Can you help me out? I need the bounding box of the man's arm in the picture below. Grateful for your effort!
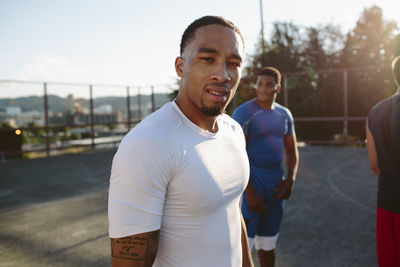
[275,133,299,200]
[111,230,160,267]
[240,212,254,267]
[245,182,267,214]
[243,134,268,214]
[366,120,380,176]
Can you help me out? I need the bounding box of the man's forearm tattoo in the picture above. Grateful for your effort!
[111,230,160,265]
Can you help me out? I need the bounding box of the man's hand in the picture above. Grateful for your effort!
[275,178,294,200]
[279,133,298,200]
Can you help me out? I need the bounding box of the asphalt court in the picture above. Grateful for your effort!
[0,146,378,267]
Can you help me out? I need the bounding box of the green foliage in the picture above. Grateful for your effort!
[237,5,399,142]
[0,122,13,129]
[107,124,116,130]
[70,133,81,140]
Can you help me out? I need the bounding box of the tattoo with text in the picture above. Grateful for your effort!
[111,230,160,266]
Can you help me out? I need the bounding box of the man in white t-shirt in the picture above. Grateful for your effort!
[108,16,254,266]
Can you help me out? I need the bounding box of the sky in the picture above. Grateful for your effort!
[0,0,399,98]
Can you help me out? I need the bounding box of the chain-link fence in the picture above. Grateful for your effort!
[0,80,175,159]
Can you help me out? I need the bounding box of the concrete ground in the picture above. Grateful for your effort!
[274,146,377,267]
[0,146,378,267]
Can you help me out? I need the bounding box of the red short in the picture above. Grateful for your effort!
[377,207,400,267]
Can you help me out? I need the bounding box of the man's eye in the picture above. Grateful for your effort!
[229,62,241,68]
[201,57,214,63]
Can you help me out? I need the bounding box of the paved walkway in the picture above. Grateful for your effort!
[0,146,378,266]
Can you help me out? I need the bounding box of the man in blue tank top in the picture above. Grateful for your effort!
[366,56,400,267]
[233,67,299,267]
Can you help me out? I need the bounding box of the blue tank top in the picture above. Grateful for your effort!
[232,99,294,169]
[368,94,400,213]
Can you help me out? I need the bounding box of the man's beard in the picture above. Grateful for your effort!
[200,98,227,117]
[199,82,233,117]
[201,106,225,117]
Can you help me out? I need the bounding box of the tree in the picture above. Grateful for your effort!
[231,22,303,113]
[233,5,399,142]
[339,5,399,139]
[234,22,345,140]
[341,5,397,68]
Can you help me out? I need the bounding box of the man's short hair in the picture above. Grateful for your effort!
[258,67,282,86]
[392,56,400,87]
[180,15,244,56]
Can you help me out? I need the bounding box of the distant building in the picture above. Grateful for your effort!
[6,107,22,116]
[74,99,88,114]
[15,111,44,127]
[0,110,44,128]
[49,111,122,126]
[49,111,73,126]
[94,104,112,114]
[65,94,75,114]
[74,111,121,125]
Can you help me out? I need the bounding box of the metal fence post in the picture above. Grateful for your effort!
[89,85,95,150]
[343,71,349,144]
[126,86,131,130]
[283,73,288,107]
[43,83,50,157]
[138,87,142,121]
[151,86,155,112]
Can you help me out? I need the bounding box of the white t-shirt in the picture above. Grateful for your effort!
[108,101,250,266]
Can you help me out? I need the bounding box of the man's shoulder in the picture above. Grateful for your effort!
[274,102,293,118]
[232,99,256,119]
[220,113,244,133]
[122,102,178,145]
[274,102,290,112]
[217,114,246,148]
[369,95,396,118]
[235,99,255,112]
[372,96,391,109]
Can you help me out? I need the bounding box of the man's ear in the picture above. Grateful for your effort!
[275,85,282,94]
[175,57,184,77]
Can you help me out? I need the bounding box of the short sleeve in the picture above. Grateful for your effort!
[108,132,173,238]
[232,107,250,135]
[285,109,295,136]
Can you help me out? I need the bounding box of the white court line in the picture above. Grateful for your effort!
[327,161,377,186]
[326,162,375,213]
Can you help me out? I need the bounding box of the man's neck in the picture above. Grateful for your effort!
[174,98,219,133]
[255,99,274,110]
[196,114,219,133]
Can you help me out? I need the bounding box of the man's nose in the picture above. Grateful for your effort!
[263,85,276,91]
[212,63,230,82]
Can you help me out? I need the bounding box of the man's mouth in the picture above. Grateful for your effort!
[206,87,229,101]
[204,83,231,103]
[209,90,226,96]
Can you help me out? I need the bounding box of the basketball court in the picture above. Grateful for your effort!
[0,146,378,266]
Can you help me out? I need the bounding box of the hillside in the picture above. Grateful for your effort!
[0,93,171,113]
